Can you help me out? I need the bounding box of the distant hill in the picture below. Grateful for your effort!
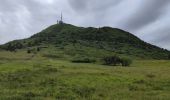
[1,23,170,59]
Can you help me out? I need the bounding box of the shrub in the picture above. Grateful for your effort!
[27,48,38,54]
[6,43,16,52]
[120,57,132,66]
[27,49,31,53]
[37,47,41,52]
[71,56,96,63]
[103,55,121,66]
[103,55,132,66]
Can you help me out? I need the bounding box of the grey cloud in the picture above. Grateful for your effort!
[149,28,170,45]
[68,0,122,13]
[0,0,62,43]
[0,0,170,50]
[122,0,170,31]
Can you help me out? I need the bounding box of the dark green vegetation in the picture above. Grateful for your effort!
[0,23,170,99]
[71,56,96,63]
[103,55,132,66]
[1,23,170,60]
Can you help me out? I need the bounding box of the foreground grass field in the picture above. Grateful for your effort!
[0,51,170,100]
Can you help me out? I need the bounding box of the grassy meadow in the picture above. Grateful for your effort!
[0,50,170,100]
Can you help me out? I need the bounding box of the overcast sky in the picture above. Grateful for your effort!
[0,0,170,49]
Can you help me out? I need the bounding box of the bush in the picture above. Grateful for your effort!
[103,55,132,66]
[71,56,96,63]
[27,48,38,54]
[37,47,41,52]
[27,49,31,53]
[5,42,23,52]
[103,55,121,66]
[120,57,132,66]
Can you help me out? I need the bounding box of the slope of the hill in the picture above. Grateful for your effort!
[1,23,170,59]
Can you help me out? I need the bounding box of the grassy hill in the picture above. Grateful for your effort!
[0,23,170,60]
[0,23,170,99]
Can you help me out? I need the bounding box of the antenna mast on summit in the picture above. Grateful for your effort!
[61,12,63,22]
[58,12,63,24]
